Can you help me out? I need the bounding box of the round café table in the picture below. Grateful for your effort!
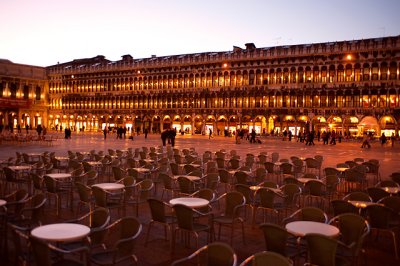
[8,165,32,171]
[46,173,72,179]
[88,161,102,166]
[250,186,281,194]
[169,197,209,208]
[183,175,202,181]
[132,167,151,173]
[335,167,349,172]
[31,223,90,242]
[347,200,377,208]
[297,178,323,184]
[55,156,69,161]
[380,187,400,195]
[92,183,124,191]
[285,221,339,237]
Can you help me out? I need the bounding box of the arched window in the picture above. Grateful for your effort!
[371,63,379,80]
[337,65,344,82]
[345,64,353,82]
[380,62,388,80]
[389,62,397,80]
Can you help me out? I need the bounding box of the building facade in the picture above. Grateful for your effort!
[0,59,47,132]
[2,36,400,138]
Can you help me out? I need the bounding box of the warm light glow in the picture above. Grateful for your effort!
[346,54,352,60]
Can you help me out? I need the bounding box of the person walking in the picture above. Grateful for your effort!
[330,130,336,145]
[338,131,343,143]
[161,129,168,147]
[144,128,148,139]
[103,128,107,139]
[391,133,396,147]
[309,130,315,145]
[209,128,213,139]
[250,129,256,143]
[170,128,176,147]
[361,132,371,148]
[36,124,43,137]
[380,132,387,146]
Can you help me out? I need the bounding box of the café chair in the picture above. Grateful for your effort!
[171,204,214,253]
[30,235,89,266]
[282,207,328,224]
[4,189,29,221]
[240,251,293,266]
[8,193,47,230]
[254,188,284,225]
[61,207,110,253]
[75,182,92,214]
[366,187,390,202]
[43,175,71,216]
[92,186,124,219]
[330,200,358,216]
[365,204,399,260]
[145,198,176,246]
[90,216,142,265]
[329,213,370,265]
[304,233,350,266]
[259,223,304,262]
[171,242,237,266]
[213,191,246,245]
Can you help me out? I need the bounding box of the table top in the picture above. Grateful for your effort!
[8,165,32,171]
[55,156,69,160]
[133,167,151,173]
[184,175,201,181]
[92,183,125,190]
[285,221,339,237]
[335,167,349,172]
[28,153,42,156]
[297,178,323,184]
[250,186,281,193]
[88,161,102,166]
[380,187,400,194]
[169,197,209,208]
[0,199,6,207]
[229,170,252,176]
[348,200,378,208]
[31,223,90,242]
[46,173,72,179]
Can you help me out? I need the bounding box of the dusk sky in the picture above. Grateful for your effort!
[1,0,399,67]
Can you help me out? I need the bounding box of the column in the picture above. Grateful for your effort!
[191,112,195,135]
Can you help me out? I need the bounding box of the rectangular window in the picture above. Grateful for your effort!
[23,85,29,99]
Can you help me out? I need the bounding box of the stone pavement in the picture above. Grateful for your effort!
[1,131,399,265]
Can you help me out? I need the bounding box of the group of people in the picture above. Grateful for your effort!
[161,128,177,147]
[233,129,262,144]
[64,127,72,139]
